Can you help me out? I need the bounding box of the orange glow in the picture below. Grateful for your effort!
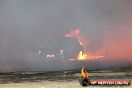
[65,28,89,50]
[65,28,104,61]
[65,28,80,37]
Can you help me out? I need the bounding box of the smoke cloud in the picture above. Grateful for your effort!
[0,0,132,71]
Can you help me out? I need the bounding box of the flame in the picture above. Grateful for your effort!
[65,28,104,61]
[77,51,88,60]
[77,50,104,60]
[81,67,88,78]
